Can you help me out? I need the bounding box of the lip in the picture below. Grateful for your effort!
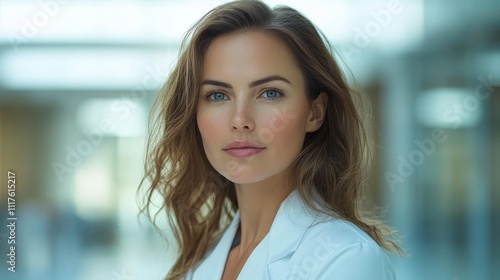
[223,141,266,158]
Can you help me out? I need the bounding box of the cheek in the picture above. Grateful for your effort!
[258,104,309,148]
[197,110,212,142]
[196,107,226,151]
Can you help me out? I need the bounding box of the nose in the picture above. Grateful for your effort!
[231,100,255,131]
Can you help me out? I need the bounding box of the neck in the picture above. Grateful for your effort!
[234,174,293,253]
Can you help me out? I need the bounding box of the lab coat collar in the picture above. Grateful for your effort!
[266,190,324,264]
[189,190,324,279]
[190,210,241,280]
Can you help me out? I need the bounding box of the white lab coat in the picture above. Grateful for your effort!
[185,191,396,279]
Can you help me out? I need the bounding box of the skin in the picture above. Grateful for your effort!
[196,31,327,280]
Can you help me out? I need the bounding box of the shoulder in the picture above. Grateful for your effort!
[287,218,396,279]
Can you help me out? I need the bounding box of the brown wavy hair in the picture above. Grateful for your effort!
[139,1,401,279]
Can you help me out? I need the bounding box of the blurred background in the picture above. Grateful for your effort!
[0,0,498,279]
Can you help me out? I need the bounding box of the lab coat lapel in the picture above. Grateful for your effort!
[238,191,316,280]
[237,191,321,279]
[266,191,319,264]
[189,191,322,280]
[189,212,240,280]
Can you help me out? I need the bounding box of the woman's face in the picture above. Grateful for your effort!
[197,31,324,185]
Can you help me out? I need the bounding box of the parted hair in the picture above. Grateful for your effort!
[139,1,401,279]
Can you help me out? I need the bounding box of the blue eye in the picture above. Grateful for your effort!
[206,92,228,101]
[261,89,283,100]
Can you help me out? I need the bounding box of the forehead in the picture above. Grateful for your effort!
[202,31,303,85]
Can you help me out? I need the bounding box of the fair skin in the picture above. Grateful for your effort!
[196,31,327,280]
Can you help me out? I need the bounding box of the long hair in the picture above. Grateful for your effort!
[139,1,401,279]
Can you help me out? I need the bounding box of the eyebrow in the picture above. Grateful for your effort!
[200,75,291,89]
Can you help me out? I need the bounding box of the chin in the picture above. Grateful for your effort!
[218,166,266,185]
[222,173,263,185]
[221,166,286,186]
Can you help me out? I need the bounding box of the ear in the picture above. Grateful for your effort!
[306,92,328,132]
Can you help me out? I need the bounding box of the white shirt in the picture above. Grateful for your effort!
[185,191,396,280]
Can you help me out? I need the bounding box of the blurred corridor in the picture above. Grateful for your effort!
[0,0,499,279]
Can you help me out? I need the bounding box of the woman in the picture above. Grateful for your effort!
[140,1,401,279]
